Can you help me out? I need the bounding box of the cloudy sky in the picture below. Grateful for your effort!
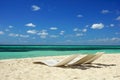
[0,0,120,45]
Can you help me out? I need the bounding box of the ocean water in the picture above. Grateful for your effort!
[0,45,120,60]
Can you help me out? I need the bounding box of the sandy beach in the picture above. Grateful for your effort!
[0,54,120,80]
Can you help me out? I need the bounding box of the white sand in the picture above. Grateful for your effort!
[0,54,120,80]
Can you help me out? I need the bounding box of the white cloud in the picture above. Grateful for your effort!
[8,25,13,28]
[25,23,36,27]
[5,25,13,32]
[66,40,72,42]
[116,16,120,21]
[9,33,19,37]
[5,29,9,32]
[91,23,104,29]
[60,31,65,35]
[19,40,28,43]
[88,38,108,42]
[73,28,79,31]
[27,30,37,34]
[111,37,120,41]
[32,37,36,39]
[9,33,29,38]
[50,27,58,30]
[110,24,114,27]
[0,31,4,35]
[115,32,120,35]
[101,10,109,14]
[38,30,48,38]
[77,14,83,18]
[76,33,83,37]
[50,35,59,38]
[82,29,87,32]
[64,34,74,38]
[116,10,120,15]
[89,37,120,42]
[85,25,89,28]
[19,35,29,38]
[32,5,40,11]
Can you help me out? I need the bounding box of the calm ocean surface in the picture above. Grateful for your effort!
[0,45,120,60]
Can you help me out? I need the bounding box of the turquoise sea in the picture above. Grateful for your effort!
[0,45,120,60]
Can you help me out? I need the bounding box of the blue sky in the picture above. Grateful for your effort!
[0,0,120,45]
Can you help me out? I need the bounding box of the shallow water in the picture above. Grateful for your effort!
[0,45,120,59]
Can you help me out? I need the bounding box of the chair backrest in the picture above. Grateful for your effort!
[84,52,104,64]
[67,52,104,66]
[54,54,79,67]
[68,54,96,66]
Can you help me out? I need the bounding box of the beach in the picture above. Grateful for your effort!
[0,54,120,80]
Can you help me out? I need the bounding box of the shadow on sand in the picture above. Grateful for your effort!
[33,62,116,70]
[61,63,116,70]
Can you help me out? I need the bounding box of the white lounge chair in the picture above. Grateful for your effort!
[84,52,104,64]
[39,54,79,67]
[67,52,104,66]
[39,52,104,67]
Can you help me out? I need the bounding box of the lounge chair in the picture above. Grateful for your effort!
[67,52,104,66]
[84,52,104,64]
[39,54,79,67]
[38,52,104,67]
